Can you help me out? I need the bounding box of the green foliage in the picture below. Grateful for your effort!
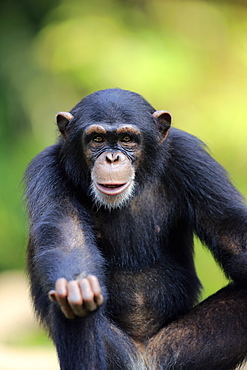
[1,0,247,299]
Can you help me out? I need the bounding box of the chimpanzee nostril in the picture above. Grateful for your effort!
[105,153,120,163]
[113,154,120,162]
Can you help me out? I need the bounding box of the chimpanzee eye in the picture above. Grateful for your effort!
[120,135,132,143]
[92,135,104,143]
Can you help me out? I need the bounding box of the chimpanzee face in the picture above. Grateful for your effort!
[83,123,142,209]
[56,90,171,210]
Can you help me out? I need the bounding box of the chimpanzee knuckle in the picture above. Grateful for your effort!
[83,290,94,302]
[55,278,68,297]
[87,274,99,284]
[68,296,83,306]
[87,275,102,295]
[87,274,97,280]
[67,280,83,304]
[94,287,102,297]
[78,278,94,301]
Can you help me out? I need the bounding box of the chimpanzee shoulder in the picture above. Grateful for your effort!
[165,128,241,198]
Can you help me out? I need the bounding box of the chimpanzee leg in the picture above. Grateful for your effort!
[49,308,137,370]
[146,283,247,370]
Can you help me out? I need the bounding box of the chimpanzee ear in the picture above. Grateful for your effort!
[56,112,74,138]
[153,110,172,143]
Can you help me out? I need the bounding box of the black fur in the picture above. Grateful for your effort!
[24,89,247,369]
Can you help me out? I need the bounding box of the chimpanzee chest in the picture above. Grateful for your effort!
[92,189,198,342]
[93,184,169,268]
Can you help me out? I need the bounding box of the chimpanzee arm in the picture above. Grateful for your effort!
[25,145,106,321]
[168,128,247,283]
[25,144,139,370]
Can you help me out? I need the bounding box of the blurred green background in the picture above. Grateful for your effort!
[0,0,247,365]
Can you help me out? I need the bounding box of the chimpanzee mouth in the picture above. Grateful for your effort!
[95,181,132,196]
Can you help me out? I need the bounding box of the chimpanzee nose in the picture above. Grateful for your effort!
[105,152,120,164]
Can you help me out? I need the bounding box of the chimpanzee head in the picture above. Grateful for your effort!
[56,89,171,209]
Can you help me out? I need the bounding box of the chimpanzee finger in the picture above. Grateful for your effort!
[87,275,104,307]
[95,293,104,306]
[55,278,68,297]
[55,278,76,319]
[67,280,87,317]
[79,278,97,312]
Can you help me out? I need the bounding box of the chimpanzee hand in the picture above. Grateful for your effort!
[48,275,104,319]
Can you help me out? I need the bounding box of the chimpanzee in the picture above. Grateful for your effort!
[24,88,247,370]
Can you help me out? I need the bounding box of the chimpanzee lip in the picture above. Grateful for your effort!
[95,181,132,195]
